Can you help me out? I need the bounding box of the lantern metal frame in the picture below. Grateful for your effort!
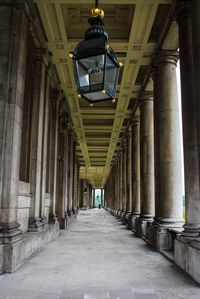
[72,1,120,103]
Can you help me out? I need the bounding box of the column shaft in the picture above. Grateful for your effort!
[131,116,140,215]
[140,94,154,219]
[126,129,132,212]
[136,93,154,237]
[154,52,183,224]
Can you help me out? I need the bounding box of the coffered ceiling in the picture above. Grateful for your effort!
[34,0,173,188]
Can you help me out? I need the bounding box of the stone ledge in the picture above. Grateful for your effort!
[1,222,60,273]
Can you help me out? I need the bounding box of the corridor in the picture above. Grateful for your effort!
[0,209,199,299]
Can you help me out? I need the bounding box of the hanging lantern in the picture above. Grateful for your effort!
[72,1,120,103]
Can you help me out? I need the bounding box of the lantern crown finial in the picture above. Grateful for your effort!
[90,7,104,18]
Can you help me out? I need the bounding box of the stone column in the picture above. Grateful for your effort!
[0,2,27,244]
[118,150,123,217]
[124,128,132,224]
[101,188,103,207]
[149,51,183,251]
[49,90,59,223]
[176,0,200,239]
[116,157,120,215]
[121,142,127,221]
[28,49,46,232]
[136,92,154,238]
[173,1,200,283]
[40,74,51,228]
[190,1,200,236]
[92,189,95,207]
[56,109,69,229]
[67,126,73,214]
[73,157,78,212]
[129,115,140,230]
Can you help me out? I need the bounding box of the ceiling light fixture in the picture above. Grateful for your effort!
[72,0,120,103]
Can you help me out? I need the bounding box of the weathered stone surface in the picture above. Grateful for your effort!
[3,222,59,273]
[0,209,199,298]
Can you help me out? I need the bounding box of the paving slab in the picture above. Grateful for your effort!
[0,209,199,299]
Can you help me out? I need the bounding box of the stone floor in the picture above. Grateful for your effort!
[0,209,200,299]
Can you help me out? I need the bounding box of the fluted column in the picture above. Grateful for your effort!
[150,51,183,250]
[136,92,154,237]
[129,115,140,230]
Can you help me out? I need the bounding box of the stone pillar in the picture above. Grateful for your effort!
[116,157,120,215]
[40,74,51,228]
[92,189,95,207]
[68,126,73,213]
[28,49,46,232]
[149,51,183,251]
[118,150,123,217]
[124,128,132,224]
[49,90,59,223]
[121,142,127,221]
[136,92,154,238]
[73,157,78,213]
[101,188,103,207]
[129,115,140,230]
[176,0,200,239]
[174,1,200,283]
[0,2,27,245]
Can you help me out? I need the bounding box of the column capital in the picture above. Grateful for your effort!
[35,48,47,62]
[126,126,132,137]
[140,91,154,105]
[131,115,140,125]
[154,50,179,68]
[51,88,60,101]
[176,0,190,23]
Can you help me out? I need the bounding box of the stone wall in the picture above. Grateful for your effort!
[0,0,80,274]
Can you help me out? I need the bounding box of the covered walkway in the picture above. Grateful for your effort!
[0,209,199,299]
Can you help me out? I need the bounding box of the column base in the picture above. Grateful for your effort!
[49,214,58,224]
[148,221,183,251]
[175,236,200,284]
[59,217,67,229]
[135,216,153,238]
[117,209,123,219]
[120,210,126,221]
[123,211,132,226]
[28,217,43,232]
[0,222,23,244]
[0,222,60,273]
[181,223,200,239]
[116,209,121,218]
[41,216,48,229]
[127,213,139,231]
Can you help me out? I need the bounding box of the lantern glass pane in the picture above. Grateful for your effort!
[77,62,89,87]
[80,54,105,86]
[105,55,117,91]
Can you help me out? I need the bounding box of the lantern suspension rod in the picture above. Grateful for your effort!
[95,0,99,8]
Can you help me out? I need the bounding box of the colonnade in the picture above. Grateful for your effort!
[105,0,200,284]
[0,1,82,273]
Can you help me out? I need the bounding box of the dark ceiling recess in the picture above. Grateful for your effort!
[148,4,171,43]
[135,65,149,85]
